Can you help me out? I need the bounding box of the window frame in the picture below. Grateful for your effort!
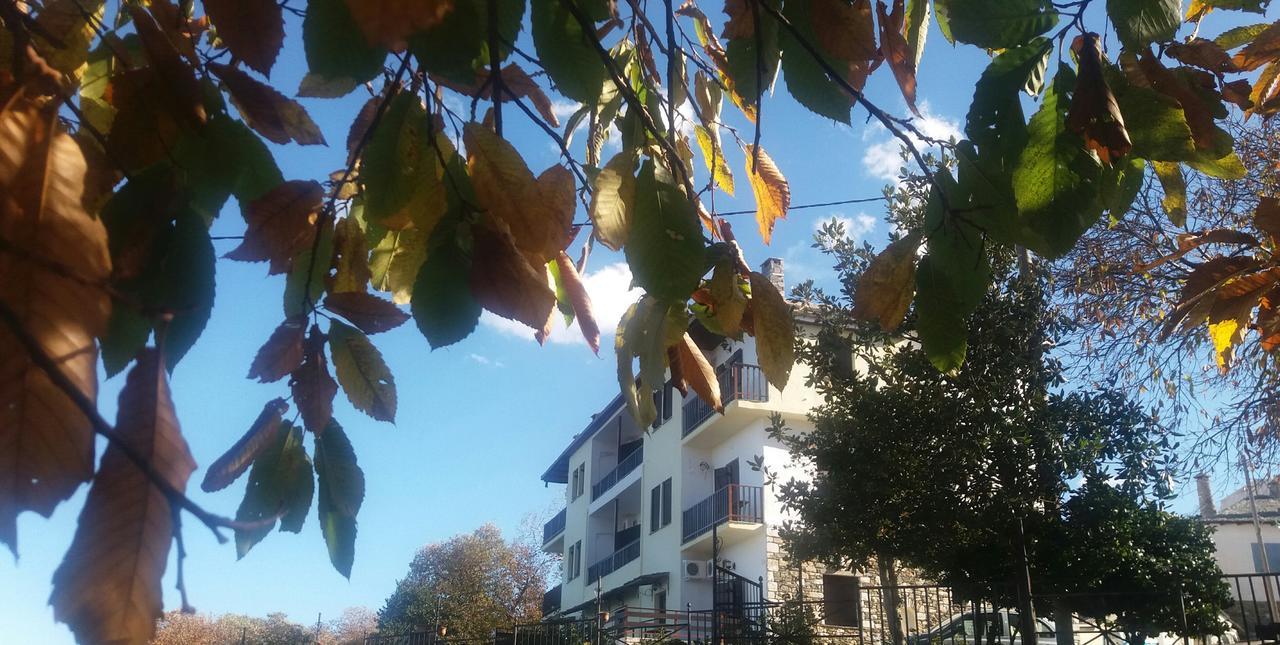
[821,574,860,627]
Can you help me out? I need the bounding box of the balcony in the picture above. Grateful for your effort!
[586,538,641,584]
[682,363,768,437]
[681,484,764,543]
[542,508,566,546]
[542,584,561,616]
[591,446,643,501]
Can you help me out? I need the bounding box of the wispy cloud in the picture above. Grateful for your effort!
[861,101,960,184]
[467,353,506,368]
[480,261,642,347]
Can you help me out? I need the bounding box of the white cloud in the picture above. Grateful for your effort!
[467,353,505,368]
[861,101,961,184]
[480,261,642,347]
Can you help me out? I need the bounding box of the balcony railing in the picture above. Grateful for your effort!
[591,446,643,500]
[542,507,566,544]
[682,363,769,437]
[681,484,764,543]
[586,539,641,583]
[542,584,561,616]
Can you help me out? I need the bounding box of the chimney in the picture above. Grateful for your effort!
[760,258,784,293]
[1195,474,1216,517]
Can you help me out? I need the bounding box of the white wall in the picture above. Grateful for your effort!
[1211,520,1280,575]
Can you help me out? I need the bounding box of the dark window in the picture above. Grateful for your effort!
[822,575,860,627]
[569,541,581,580]
[571,464,586,500]
[661,479,672,527]
[1253,542,1280,573]
[651,485,661,532]
[654,590,667,623]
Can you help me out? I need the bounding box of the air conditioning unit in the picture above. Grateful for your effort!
[682,559,712,580]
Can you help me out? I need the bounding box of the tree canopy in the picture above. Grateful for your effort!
[0,0,1275,642]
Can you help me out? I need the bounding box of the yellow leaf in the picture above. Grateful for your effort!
[1151,161,1187,227]
[589,150,637,251]
[332,215,372,293]
[50,349,196,645]
[677,333,723,413]
[852,231,922,331]
[369,226,428,305]
[1209,317,1242,372]
[743,145,791,244]
[0,99,112,554]
[33,0,104,77]
[694,125,735,196]
[748,271,794,389]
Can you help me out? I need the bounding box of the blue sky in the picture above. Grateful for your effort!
[1,5,1266,642]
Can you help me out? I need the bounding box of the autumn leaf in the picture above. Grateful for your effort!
[247,318,306,383]
[0,100,111,554]
[589,150,637,251]
[852,231,923,331]
[226,180,323,274]
[345,0,455,50]
[1135,52,1219,152]
[676,333,722,413]
[470,217,557,332]
[878,0,920,116]
[616,297,663,427]
[1166,38,1239,75]
[292,325,339,434]
[744,144,791,244]
[555,251,601,353]
[705,260,749,337]
[1233,20,1280,71]
[1255,197,1280,244]
[314,419,365,578]
[332,215,373,293]
[1151,161,1187,227]
[814,0,878,62]
[211,63,326,146]
[49,348,196,645]
[202,398,290,492]
[324,292,410,334]
[694,125,735,196]
[748,271,794,390]
[361,92,446,232]
[329,321,397,423]
[369,225,430,305]
[203,0,285,76]
[235,422,315,557]
[1067,34,1131,166]
[127,6,206,128]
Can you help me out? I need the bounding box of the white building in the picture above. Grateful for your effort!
[1197,473,1280,577]
[537,260,851,624]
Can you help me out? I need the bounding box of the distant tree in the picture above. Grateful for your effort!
[152,610,313,644]
[377,523,551,639]
[326,606,379,644]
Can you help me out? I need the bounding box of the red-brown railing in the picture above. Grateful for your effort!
[682,363,768,437]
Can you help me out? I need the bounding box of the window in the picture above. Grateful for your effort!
[651,383,674,429]
[650,478,673,532]
[1253,542,1280,573]
[654,590,667,623]
[567,541,582,580]
[570,463,585,501]
[822,575,860,627]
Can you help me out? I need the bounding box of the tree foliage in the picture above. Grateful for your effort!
[0,0,1273,641]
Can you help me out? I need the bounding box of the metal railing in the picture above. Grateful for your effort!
[586,538,640,583]
[681,484,764,543]
[1224,572,1280,641]
[541,584,561,617]
[682,363,769,437]
[590,446,642,501]
[542,508,566,545]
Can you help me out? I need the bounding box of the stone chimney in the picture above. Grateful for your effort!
[760,258,784,293]
[1195,473,1216,517]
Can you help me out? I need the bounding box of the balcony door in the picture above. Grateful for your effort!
[714,459,739,490]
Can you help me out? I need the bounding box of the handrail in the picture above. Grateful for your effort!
[591,445,643,500]
[682,363,769,437]
[541,584,561,615]
[542,507,566,544]
[681,484,764,543]
[586,538,641,583]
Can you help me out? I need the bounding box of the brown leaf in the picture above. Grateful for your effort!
[1248,62,1280,117]
[743,144,791,244]
[344,0,454,50]
[0,99,111,554]
[852,231,922,331]
[722,0,755,39]
[225,180,323,274]
[323,292,410,334]
[1136,52,1217,152]
[1159,255,1260,339]
[1233,20,1280,72]
[1067,34,1131,166]
[1167,38,1239,75]
[813,0,877,62]
[676,3,756,121]
[748,271,794,390]
[104,68,189,171]
[1255,197,1280,243]
[332,215,373,293]
[204,0,284,76]
[211,63,326,146]
[248,317,306,382]
[465,123,575,265]
[1133,228,1262,272]
[1222,78,1254,109]
[877,0,919,116]
[677,333,723,413]
[146,0,203,65]
[50,348,196,645]
[200,398,289,492]
[292,325,338,434]
[436,65,562,128]
[555,251,601,354]
[470,218,556,331]
[347,94,382,165]
[127,5,206,128]
[1254,287,1280,351]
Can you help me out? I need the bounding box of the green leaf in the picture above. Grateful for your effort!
[361,92,446,233]
[101,306,151,377]
[940,0,1058,50]
[1188,150,1247,180]
[547,256,575,326]
[234,423,314,558]
[904,0,931,67]
[1011,64,1104,258]
[616,299,658,427]
[914,177,990,374]
[1200,0,1268,12]
[303,0,386,96]
[1214,23,1272,50]
[411,0,525,85]
[531,0,609,103]
[1099,155,1146,220]
[1107,0,1180,51]
[155,211,216,371]
[315,419,365,579]
[328,320,397,423]
[934,0,955,43]
[284,223,334,318]
[1112,77,1197,161]
[369,226,430,305]
[625,160,705,302]
[588,150,637,251]
[171,114,282,224]
[965,39,1051,178]
[725,4,782,108]
[411,232,481,349]
[779,0,852,123]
